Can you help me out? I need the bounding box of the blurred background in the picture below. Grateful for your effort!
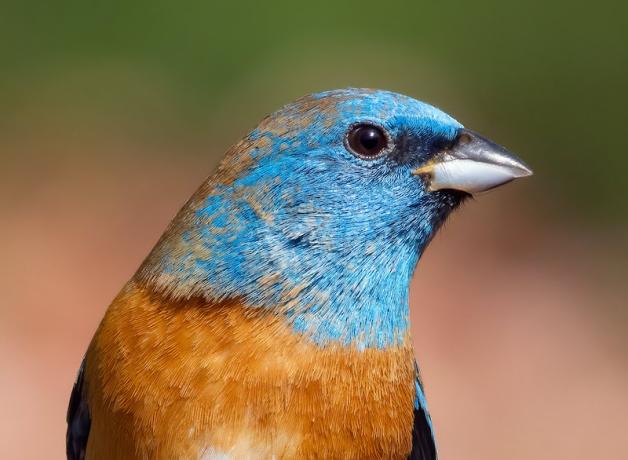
[1,1,627,458]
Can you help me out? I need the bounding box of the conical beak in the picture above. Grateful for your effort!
[412,129,533,194]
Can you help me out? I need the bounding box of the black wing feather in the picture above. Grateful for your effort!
[66,360,91,460]
[408,366,437,460]
[408,404,437,460]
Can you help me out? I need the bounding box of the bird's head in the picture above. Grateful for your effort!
[138,88,532,348]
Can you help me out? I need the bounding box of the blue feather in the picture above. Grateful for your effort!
[139,88,464,349]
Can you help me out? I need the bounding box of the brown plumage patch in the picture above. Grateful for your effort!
[134,91,354,301]
[214,91,350,188]
[84,282,416,459]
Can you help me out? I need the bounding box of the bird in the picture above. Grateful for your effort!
[67,88,532,460]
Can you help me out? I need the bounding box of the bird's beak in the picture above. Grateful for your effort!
[412,129,533,194]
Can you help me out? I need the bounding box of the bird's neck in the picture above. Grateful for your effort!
[137,184,430,350]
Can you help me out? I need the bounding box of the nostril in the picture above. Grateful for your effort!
[457,132,473,145]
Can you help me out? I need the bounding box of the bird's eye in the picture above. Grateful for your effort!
[345,123,390,159]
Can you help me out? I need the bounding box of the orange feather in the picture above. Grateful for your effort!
[83,282,416,459]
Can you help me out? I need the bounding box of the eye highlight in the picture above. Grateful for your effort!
[345,123,390,159]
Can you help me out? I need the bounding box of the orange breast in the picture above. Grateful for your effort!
[84,282,416,459]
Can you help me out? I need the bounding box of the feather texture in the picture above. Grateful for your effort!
[82,282,417,459]
[64,88,520,459]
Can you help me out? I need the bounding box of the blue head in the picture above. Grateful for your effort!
[138,88,531,349]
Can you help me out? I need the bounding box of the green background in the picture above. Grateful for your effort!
[2,0,627,221]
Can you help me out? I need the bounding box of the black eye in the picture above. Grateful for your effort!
[345,123,390,158]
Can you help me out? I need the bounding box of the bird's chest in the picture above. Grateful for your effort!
[195,345,418,460]
[86,289,417,459]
